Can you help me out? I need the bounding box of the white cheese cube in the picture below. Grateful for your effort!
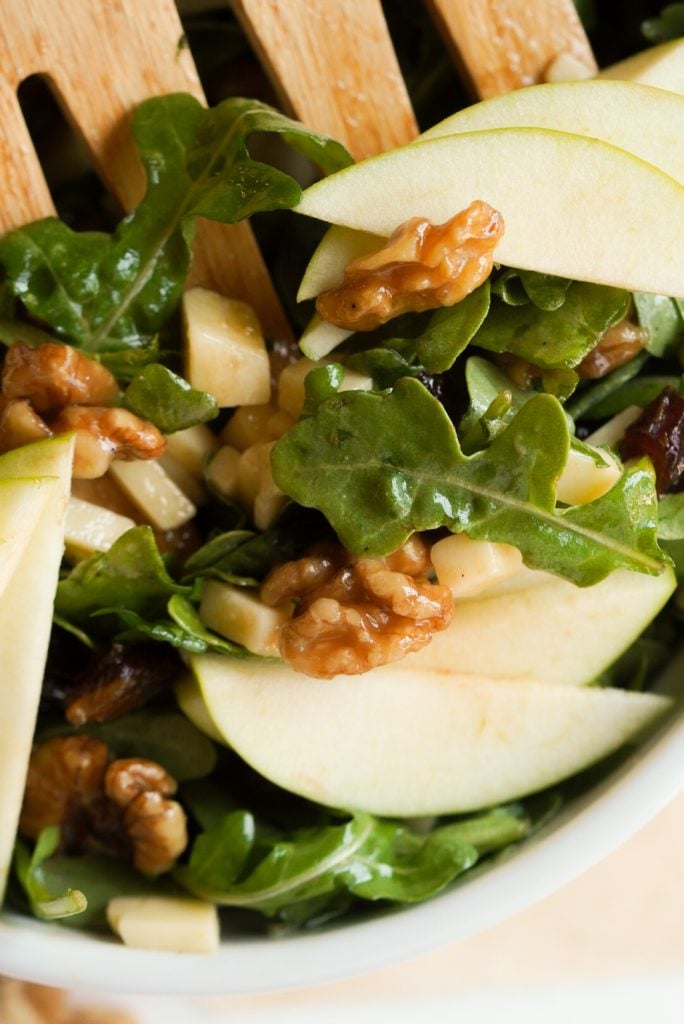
[556,446,621,505]
[109,460,196,531]
[107,896,219,954]
[431,533,524,600]
[221,403,295,451]
[64,496,135,561]
[585,406,642,448]
[158,453,208,506]
[183,287,270,408]
[200,580,292,657]
[206,444,242,500]
[164,424,219,478]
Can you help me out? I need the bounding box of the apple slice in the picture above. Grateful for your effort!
[420,80,684,185]
[405,567,676,686]
[0,477,57,599]
[599,39,684,94]
[0,435,74,900]
[178,654,671,816]
[295,128,684,300]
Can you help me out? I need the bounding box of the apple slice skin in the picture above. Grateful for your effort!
[0,435,74,899]
[181,655,671,817]
[405,568,676,686]
[420,81,684,185]
[295,128,684,300]
[598,39,684,95]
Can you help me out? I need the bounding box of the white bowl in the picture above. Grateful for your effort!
[0,654,682,996]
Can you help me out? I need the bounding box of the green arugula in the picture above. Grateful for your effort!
[13,828,86,921]
[272,378,667,584]
[0,95,351,355]
[472,282,630,369]
[634,292,684,357]
[55,526,191,627]
[177,807,530,920]
[122,364,218,432]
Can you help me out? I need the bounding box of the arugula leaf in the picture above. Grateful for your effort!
[182,523,314,584]
[413,282,490,372]
[177,806,531,918]
[492,269,571,310]
[42,710,218,781]
[301,363,344,417]
[13,828,87,921]
[55,526,191,626]
[657,492,684,579]
[347,347,421,389]
[109,600,246,657]
[0,95,351,354]
[634,292,684,357]
[122,364,218,432]
[642,3,684,41]
[272,378,667,583]
[472,282,629,369]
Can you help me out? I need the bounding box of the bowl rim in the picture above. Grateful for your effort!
[1,662,682,996]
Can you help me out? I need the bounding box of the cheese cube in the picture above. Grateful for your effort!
[183,287,270,408]
[431,533,524,600]
[556,446,621,505]
[109,460,196,531]
[64,496,135,561]
[107,896,219,954]
[200,581,292,657]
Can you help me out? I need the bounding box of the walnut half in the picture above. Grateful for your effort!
[316,201,504,331]
[20,738,187,876]
[261,536,453,678]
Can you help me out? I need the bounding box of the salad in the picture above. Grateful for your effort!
[0,1,683,954]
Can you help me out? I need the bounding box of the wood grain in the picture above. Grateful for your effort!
[425,0,596,98]
[233,0,418,160]
[0,0,291,340]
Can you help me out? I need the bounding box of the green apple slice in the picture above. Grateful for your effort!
[295,128,684,300]
[179,655,672,816]
[0,478,58,599]
[0,435,74,899]
[420,80,684,184]
[404,567,676,686]
[599,39,684,94]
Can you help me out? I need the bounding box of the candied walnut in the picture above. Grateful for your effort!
[578,317,648,379]
[2,341,119,414]
[621,385,684,494]
[264,538,452,679]
[51,405,166,478]
[65,643,180,725]
[104,758,177,807]
[20,738,187,874]
[316,201,504,331]
[0,397,52,451]
[122,790,188,875]
[260,542,344,607]
[19,736,109,850]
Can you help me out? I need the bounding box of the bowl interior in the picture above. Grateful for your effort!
[1,655,682,996]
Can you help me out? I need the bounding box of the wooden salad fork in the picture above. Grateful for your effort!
[0,0,594,336]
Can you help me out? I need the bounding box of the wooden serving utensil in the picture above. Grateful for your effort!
[0,0,290,341]
[0,0,595,341]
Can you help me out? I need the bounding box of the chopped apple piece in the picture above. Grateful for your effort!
[431,533,524,599]
[556,445,621,505]
[599,39,684,94]
[109,460,196,531]
[181,654,671,816]
[64,495,135,561]
[0,435,74,899]
[183,287,270,408]
[420,80,684,185]
[199,581,292,657]
[164,424,219,478]
[107,896,219,953]
[296,128,684,299]
[298,314,353,361]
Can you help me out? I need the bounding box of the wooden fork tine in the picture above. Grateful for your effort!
[0,0,291,341]
[232,0,418,160]
[424,0,596,99]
